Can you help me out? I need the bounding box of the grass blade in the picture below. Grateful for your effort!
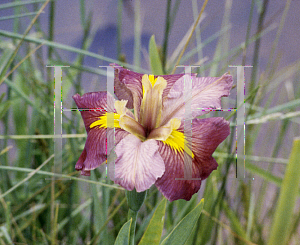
[149,35,164,75]
[267,138,300,245]
[160,199,204,245]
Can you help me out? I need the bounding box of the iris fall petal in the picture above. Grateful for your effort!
[111,134,165,192]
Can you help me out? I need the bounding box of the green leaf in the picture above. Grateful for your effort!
[90,171,103,237]
[115,218,132,245]
[267,138,300,245]
[160,198,204,245]
[0,100,11,120]
[222,199,247,239]
[149,35,164,75]
[138,198,167,245]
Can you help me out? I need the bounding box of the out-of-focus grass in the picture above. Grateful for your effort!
[0,0,299,244]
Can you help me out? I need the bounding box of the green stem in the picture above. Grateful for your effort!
[126,189,147,245]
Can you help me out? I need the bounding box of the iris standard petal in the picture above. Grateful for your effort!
[113,65,189,124]
[111,134,165,192]
[161,73,233,125]
[113,66,143,120]
[161,73,192,103]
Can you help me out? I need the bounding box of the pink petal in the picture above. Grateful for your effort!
[160,73,186,102]
[110,134,165,192]
[161,73,233,125]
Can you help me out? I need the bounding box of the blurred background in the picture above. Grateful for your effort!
[0,0,299,244]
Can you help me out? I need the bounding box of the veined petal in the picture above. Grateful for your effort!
[111,134,165,192]
[191,117,230,178]
[76,127,107,171]
[75,128,130,174]
[113,65,143,121]
[155,142,201,201]
[72,92,115,132]
[161,73,192,103]
[73,91,130,175]
[155,117,230,201]
[161,73,233,125]
[75,127,129,172]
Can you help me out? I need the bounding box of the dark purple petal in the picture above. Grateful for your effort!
[75,147,87,171]
[191,117,230,179]
[76,127,130,174]
[72,92,115,133]
[155,142,202,201]
[79,127,108,170]
[113,65,143,110]
[155,117,230,201]
[73,91,130,175]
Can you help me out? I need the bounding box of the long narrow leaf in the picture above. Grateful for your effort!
[149,35,164,75]
[160,199,204,245]
[138,198,167,245]
[115,219,132,245]
[267,138,300,245]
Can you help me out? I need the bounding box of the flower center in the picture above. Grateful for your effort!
[89,74,194,158]
[147,118,194,158]
[139,74,167,132]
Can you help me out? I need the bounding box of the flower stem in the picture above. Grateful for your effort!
[126,189,147,245]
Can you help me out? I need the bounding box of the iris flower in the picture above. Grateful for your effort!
[73,65,233,201]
